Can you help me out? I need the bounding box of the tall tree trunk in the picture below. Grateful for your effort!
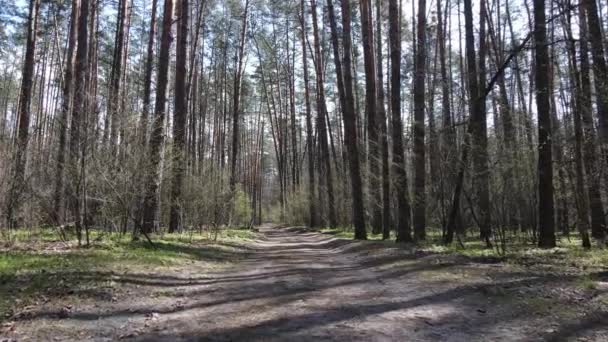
[299,0,317,227]
[6,0,41,228]
[412,0,427,241]
[359,0,381,233]
[142,0,174,233]
[375,0,391,238]
[437,0,455,235]
[169,0,189,233]
[445,0,482,245]
[584,0,608,185]
[229,0,250,193]
[327,0,367,239]
[53,0,79,225]
[534,0,556,248]
[582,0,608,242]
[140,0,158,146]
[391,0,412,243]
[69,0,90,243]
[474,0,491,246]
[108,0,128,154]
[310,0,337,228]
[565,6,592,248]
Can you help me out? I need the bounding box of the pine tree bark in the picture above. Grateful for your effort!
[69,0,89,242]
[5,0,41,228]
[299,0,317,228]
[359,0,382,233]
[142,0,174,233]
[534,0,556,248]
[474,0,491,246]
[437,0,455,236]
[53,0,79,225]
[327,0,367,239]
[169,0,189,233]
[375,0,391,239]
[391,0,413,243]
[310,0,337,228]
[107,0,128,153]
[229,0,250,192]
[445,0,482,245]
[584,0,608,177]
[581,0,607,241]
[565,7,592,248]
[140,0,158,146]
[412,0,427,241]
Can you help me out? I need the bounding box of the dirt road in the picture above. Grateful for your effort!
[6,225,608,341]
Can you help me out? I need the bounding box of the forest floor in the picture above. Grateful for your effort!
[1,224,608,341]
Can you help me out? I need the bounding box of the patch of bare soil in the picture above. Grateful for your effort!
[2,225,607,341]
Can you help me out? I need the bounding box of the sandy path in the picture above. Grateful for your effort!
[6,225,608,341]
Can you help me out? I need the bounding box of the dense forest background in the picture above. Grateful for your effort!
[1,0,608,252]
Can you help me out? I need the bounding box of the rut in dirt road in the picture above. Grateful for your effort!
[10,225,608,342]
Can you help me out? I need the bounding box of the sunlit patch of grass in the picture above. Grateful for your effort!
[320,228,354,239]
[575,275,599,290]
[318,226,608,272]
[159,227,257,244]
[320,227,394,241]
[0,227,254,320]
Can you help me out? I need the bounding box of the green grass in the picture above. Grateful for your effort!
[320,227,393,241]
[0,227,256,320]
[319,226,608,269]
